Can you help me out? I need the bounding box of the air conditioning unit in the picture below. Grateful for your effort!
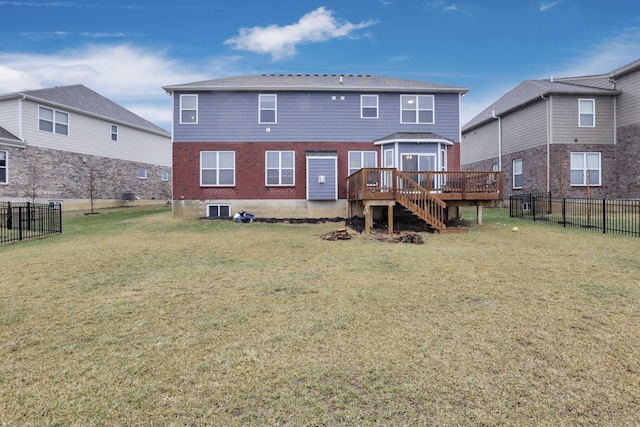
[522,202,531,211]
[121,192,136,201]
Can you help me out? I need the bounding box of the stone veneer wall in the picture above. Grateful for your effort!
[614,123,640,199]
[0,144,171,204]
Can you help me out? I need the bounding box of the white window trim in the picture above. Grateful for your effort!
[206,203,232,218]
[360,95,379,119]
[111,124,118,141]
[138,168,147,179]
[513,159,523,189]
[570,152,601,187]
[0,150,7,185]
[200,151,236,187]
[160,170,169,181]
[348,150,378,176]
[259,94,277,124]
[265,151,295,186]
[180,94,198,124]
[38,105,69,135]
[578,98,595,128]
[400,95,435,124]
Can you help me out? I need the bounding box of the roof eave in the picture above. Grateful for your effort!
[374,137,454,146]
[163,85,469,94]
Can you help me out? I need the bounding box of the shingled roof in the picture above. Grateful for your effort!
[462,79,620,132]
[2,85,168,136]
[163,74,469,94]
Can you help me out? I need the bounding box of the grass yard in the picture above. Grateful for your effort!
[1,206,639,426]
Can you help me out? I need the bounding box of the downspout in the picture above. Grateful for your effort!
[541,94,551,193]
[491,110,502,171]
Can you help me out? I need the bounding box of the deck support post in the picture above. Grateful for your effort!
[477,205,483,225]
[365,206,372,235]
[388,205,394,235]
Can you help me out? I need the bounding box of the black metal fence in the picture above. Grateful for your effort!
[510,193,640,237]
[0,202,62,244]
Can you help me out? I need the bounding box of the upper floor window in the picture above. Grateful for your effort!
[513,159,523,189]
[0,150,7,184]
[570,152,601,186]
[361,95,379,118]
[266,151,294,186]
[180,94,198,124]
[201,151,235,186]
[401,95,434,124]
[111,125,118,141]
[579,99,595,127]
[259,94,277,124]
[39,106,69,135]
[348,151,377,176]
[160,170,169,181]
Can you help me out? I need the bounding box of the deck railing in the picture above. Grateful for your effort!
[347,169,503,200]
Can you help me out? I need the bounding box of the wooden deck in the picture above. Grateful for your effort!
[346,169,504,233]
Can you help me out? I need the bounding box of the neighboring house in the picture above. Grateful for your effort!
[0,84,172,208]
[163,74,499,228]
[461,58,640,199]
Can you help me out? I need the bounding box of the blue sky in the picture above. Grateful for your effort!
[1,0,640,131]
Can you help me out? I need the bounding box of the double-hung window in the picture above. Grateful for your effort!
[0,150,7,184]
[201,151,235,186]
[570,152,601,186]
[513,159,523,189]
[39,106,69,135]
[259,94,277,124]
[348,151,377,176]
[361,95,379,118]
[401,95,434,124]
[266,151,294,186]
[579,99,595,127]
[180,94,198,124]
[111,125,118,141]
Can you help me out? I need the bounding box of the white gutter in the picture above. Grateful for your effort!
[491,110,502,171]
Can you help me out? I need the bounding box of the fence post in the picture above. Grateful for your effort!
[531,193,536,221]
[562,198,566,227]
[602,199,606,234]
[18,206,23,241]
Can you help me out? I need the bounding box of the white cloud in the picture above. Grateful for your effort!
[224,7,377,61]
[426,2,469,14]
[0,44,233,130]
[551,27,640,77]
[539,2,559,12]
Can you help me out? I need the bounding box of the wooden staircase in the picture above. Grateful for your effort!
[393,171,447,231]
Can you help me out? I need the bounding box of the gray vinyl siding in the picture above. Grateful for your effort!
[501,99,547,155]
[20,100,171,166]
[614,69,640,127]
[551,95,616,145]
[173,91,461,143]
[0,99,20,137]
[307,157,337,200]
[461,120,499,166]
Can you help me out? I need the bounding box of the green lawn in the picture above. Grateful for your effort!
[1,206,639,426]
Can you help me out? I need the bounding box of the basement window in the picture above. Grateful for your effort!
[206,204,231,218]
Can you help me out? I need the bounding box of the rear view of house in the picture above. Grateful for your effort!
[165,74,497,227]
[0,85,172,209]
